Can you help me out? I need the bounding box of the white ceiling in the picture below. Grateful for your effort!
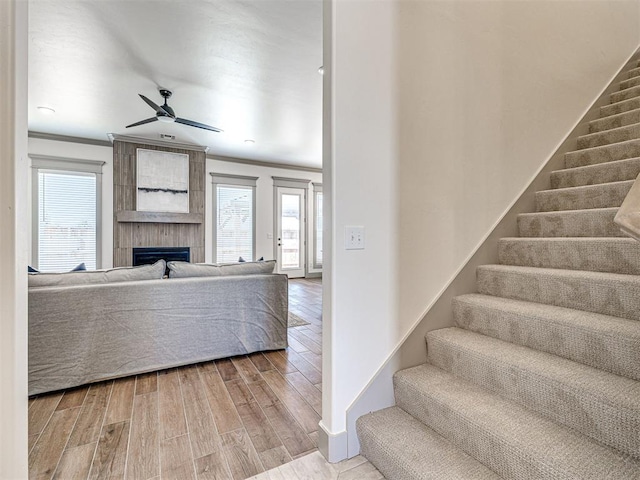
[28,0,323,169]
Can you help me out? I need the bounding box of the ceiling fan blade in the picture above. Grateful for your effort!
[139,94,174,116]
[126,117,158,128]
[175,117,223,132]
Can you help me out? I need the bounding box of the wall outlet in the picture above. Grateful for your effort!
[345,226,365,250]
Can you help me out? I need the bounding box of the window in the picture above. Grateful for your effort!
[314,187,323,268]
[211,174,257,263]
[31,156,104,272]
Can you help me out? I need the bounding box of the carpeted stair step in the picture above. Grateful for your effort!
[426,327,640,458]
[577,122,640,149]
[394,364,640,479]
[356,406,502,480]
[551,157,640,188]
[517,207,622,237]
[453,293,640,381]
[610,84,640,104]
[535,180,633,212]
[589,108,640,133]
[619,75,640,90]
[601,96,640,118]
[497,237,640,274]
[565,138,640,168]
[477,264,640,322]
[627,66,640,79]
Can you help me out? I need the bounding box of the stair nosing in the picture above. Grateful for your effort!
[500,236,637,242]
[478,263,640,281]
[552,156,640,176]
[536,178,634,195]
[517,206,619,218]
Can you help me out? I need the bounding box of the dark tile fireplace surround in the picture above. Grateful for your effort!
[132,247,190,274]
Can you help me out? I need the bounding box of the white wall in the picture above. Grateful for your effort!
[396,0,640,341]
[28,138,114,269]
[0,0,29,477]
[322,0,399,459]
[206,158,322,270]
[323,0,640,460]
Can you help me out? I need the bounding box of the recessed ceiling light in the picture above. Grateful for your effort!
[37,106,56,115]
[244,139,255,144]
[318,66,324,75]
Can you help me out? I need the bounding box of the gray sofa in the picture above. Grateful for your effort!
[28,260,288,395]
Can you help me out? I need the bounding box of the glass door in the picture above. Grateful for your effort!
[275,187,306,278]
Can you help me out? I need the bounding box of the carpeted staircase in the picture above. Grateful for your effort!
[356,60,640,479]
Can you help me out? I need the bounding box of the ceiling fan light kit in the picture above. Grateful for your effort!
[126,88,223,133]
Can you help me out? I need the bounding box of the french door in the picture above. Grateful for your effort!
[275,187,306,278]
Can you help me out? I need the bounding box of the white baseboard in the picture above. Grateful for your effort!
[317,421,348,463]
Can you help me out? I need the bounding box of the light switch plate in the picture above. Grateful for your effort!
[345,226,365,250]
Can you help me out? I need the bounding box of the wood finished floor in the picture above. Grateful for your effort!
[28,278,325,480]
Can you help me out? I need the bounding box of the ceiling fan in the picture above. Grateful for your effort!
[126,88,222,133]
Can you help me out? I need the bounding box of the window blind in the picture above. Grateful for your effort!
[216,185,254,263]
[38,171,97,272]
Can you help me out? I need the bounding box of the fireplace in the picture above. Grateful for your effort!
[132,247,191,268]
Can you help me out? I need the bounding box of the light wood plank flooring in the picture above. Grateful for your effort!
[28,278,325,480]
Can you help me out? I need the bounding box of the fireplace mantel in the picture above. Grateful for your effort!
[115,210,203,224]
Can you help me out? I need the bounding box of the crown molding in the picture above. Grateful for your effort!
[28,131,112,147]
[208,154,322,174]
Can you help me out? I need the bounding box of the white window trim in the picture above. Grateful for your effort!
[313,183,323,270]
[211,173,258,263]
[30,155,105,270]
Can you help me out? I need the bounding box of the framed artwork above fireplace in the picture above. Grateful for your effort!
[136,148,189,213]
